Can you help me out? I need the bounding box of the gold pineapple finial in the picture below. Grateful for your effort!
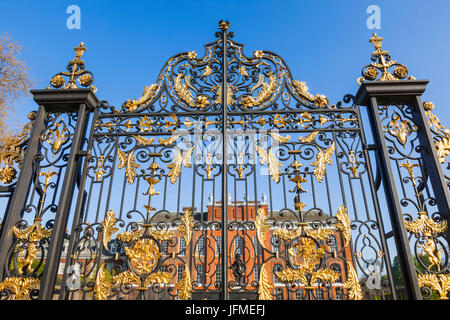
[48,41,97,92]
[357,33,414,86]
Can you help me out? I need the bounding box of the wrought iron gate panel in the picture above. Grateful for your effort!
[0,22,448,301]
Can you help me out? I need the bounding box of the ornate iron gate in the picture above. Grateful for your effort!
[0,22,448,300]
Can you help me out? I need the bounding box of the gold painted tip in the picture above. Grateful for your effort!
[218,20,230,31]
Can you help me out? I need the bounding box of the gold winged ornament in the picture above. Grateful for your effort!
[167,146,194,184]
[310,142,335,182]
[255,145,282,183]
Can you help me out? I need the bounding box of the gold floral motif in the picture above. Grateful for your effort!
[255,145,282,183]
[298,131,319,144]
[117,149,139,184]
[102,210,119,250]
[201,65,212,77]
[273,114,287,129]
[176,269,192,300]
[423,101,450,164]
[310,142,335,182]
[268,131,290,144]
[178,209,194,247]
[405,211,447,271]
[241,72,277,108]
[417,273,450,300]
[95,155,106,182]
[167,146,194,184]
[255,207,271,251]
[400,161,419,186]
[276,238,340,286]
[174,74,210,109]
[334,205,352,248]
[50,74,65,88]
[143,176,160,197]
[385,115,417,147]
[124,83,158,111]
[0,112,35,179]
[45,121,70,154]
[0,276,40,300]
[94,263,111,300]
[0,165,16,184]
[347,150,359,178]
[344,261,363,300]
[291,80,329,107]
[258,262,273,300]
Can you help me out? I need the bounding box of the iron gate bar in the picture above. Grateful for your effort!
[220,21,229,300]
[58,107,100,300]
[355,102,397,299]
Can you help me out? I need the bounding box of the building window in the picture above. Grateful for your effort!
[335,287,345,300]
[162,240,169,255]
[328,235,338,253]
[234,236,243,256]
[315,289,324,300]
[295,289,304,300]
[215,236,222,255]
[216,264,222,283]
[330,263,342,283]
[272,235,281,256]
[275,288,283,300]
[197,236,205,256]
[179,237,186,256]
[274,264,282,284]
[177,265,185,282]
[196,264,205,285]
[253,236,262,256]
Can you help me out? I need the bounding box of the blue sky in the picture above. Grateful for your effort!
[1,0,450,127]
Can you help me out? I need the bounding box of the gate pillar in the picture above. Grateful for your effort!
[356,79,450,299]
[0,42,99,300]
[32,89,98,299]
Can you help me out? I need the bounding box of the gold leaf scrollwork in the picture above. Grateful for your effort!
[258,262,274,300]
[167,146,194,184]
[310,142,335,182]
[291,80,329,107]
[94,263,111,300]
[255,145,282,183]
[335,205,352,248]
[417,273,450,300]
[255,207,271,251]
[0,112,35,184]
[344,261,363,300]
[176,269,192,300]
[0,276,40,300]
[174,74,210,109]
[424,101,450,164]
[117,149,139,184]
[178,209,194,247]
[241,72,278,108]
[124,83,158,111]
